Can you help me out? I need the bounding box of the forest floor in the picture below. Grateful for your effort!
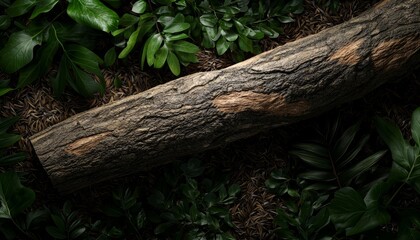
[1,0,419,239]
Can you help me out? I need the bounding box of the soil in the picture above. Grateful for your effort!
[1,0,419,239]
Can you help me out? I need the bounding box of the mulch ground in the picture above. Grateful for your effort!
[2,0,419,239]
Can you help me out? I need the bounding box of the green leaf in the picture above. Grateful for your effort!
[6,0,36,17]
[67,0,119,33]
[0,116,19,133]
[119,27,140,59]
[0,133,20,148]
[0,87,13,97]
[147,33,163,66]
[17,64,40,89]
[200,14,217,27]
[0,15,11,30]
[103,0,121,8]
[329,186,390,236]
[0,153,26,166]
[290,144,330,169]
[104,47,117,67]
[341,150,387,184]
[163,22,190,34]
[333,123,360,162]
[52,56,70,96]
[154,45,168,69]
[375,117,408,165]
[0,172,35,219]
[132,0,147,14]
[278,16,294,23]
[165,33,189,41]
[67,44,104,78]
[299,170,335,181]
[46,226,66,239]
[412,107,420,146]
[167,51,180,76]
[173,40,199,53]
[30,0,59,19]
[0,31,41,73]
[216,37,230,55]
[238,34,253,52]
[177,52,198,65]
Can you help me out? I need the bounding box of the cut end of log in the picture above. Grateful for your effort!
[212,91,310,117]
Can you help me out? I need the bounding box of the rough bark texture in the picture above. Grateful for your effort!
[30,0,420,194]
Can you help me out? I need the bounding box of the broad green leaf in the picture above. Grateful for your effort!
[329,186,390,236]
[200,14,217,27]
[216,37,230,55]
[177,52,198,65]
[119,27,140,58]
[6,0,36,17]
[67,44,104,79]
[205,26,220,42]
[154,45,168,68]
[376,115,420,186]
[132,0,147,14]
[238,34,253,52]
[0,31,41,73]
[333,123,360,162]
[299,170,335,181]
[17,63,40,89]
[0,87,13,97]
[412,107,420,146]
[224,32,238,42]
[0,152,26,166]
[163,22,190,34]
[118,13,139,27]
[375,117,408,164]
[0,116,19,133]
[165,33,188,41]
[341,150,387,184]
[290,144,330,169]
[30,0,59,19]
[173,40,199,53]
[338,135,370,168]
[46,226,66,239]
[0,172,35,219]
[278,16,294,23]
[70,63,103,97]
[167,51,180,76]
[0,15,11,30]
[147,33,163,66]
[52,56,70,96]
[0,133,20,148]
[140,36,151,69]
[104,47,116,67]
[67,0,119,33]
[328,187,366,230]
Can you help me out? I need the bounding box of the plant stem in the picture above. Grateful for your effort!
[328,151,342,188]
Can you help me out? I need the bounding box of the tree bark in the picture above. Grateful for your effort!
[30,0,420,194]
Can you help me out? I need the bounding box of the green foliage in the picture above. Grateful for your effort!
[374,108,420,192]
[45,202,87,239]
[273,190,331,240]
[269,108,420,239]
[0,117,26,166]
[146,158,239,239]
[0,0,302,95]
[288,117,386,193]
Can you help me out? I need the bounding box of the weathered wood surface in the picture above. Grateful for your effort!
[30,0,420,194]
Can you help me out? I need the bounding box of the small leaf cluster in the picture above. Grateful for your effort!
[146,158,240,239]
[0,117,26,166]
[267,108,420,239]
[0,158,240,239]
[0,0,303,97]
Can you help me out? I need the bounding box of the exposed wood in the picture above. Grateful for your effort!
[30,0,420,194]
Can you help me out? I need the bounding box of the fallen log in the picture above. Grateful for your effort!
[30,0,420,194]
